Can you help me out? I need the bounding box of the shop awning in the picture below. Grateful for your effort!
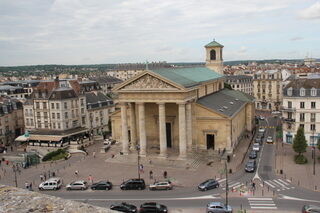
[29,135,63,142]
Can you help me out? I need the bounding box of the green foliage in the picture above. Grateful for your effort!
[42,149,67,162]
[293,127,307,155]
[224,83,232,90]
[318,140,320,151]
[277,126,283,139]
[294,154,308,164]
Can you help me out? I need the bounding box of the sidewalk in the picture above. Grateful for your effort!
[0,133,253,190]
[275,141,320,192]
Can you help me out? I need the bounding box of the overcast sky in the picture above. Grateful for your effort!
[0,0,320,66]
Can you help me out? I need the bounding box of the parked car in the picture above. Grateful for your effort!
[0,146,5,153]
[66,180,87,190]
[139,202,168,213]
[110,202,138,213]
[38,177,62,190]
[266,136,274,144]
[255,137,262,145]
[91,181,112,190]
[149,181,173,190]
[207,201,233,213]
[198,179,219,191]
[302,204,320,213]
[120,179,145,190]
[252,143,260,152]
[245,160,256,173]
[249,150,257,159]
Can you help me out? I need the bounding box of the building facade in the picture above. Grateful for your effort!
[111,41,255,159]
[0,97,24,146]
[253,70,282,111]
[282,78,320,146]
[226,75,253,95]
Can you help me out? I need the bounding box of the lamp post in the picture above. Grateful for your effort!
[313,146,316,175]
[225,162,229,207]
[12,165,18,187]
[136,144,140,179]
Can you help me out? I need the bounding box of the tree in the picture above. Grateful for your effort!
[224,83,232,90]
[318,138,320,151]
[293,127,307,156]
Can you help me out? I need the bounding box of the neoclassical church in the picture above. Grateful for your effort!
[111,40,255,159]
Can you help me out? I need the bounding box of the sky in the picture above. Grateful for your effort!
[0,0,320,66]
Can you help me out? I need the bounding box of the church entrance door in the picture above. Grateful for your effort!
[206,134,215,150]
[166,123,172,148]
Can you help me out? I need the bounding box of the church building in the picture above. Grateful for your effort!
[111,40,255,159]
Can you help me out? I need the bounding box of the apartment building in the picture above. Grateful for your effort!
[253,70,282,111]
[282,78,320,146]
[0,97,24,146]
[225,75,253,95]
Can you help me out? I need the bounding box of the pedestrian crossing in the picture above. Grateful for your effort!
[217,178,243,190]
[264,178,294,191]
[248,197,277,210]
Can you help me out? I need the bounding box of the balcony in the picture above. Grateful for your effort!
[284,118,295,123]
[281,106,296,112]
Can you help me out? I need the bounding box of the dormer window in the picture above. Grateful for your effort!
[311,87,317,96]
[287,87,293,96]
[300,88,305,96]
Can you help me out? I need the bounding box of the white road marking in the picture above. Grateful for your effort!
[273,179,290,189]
[277,179,290,186]
[217,178,226,183]
[248,197,277,209]
[279,194,320,203]
[248,197,273,201]
[264,180,276,188]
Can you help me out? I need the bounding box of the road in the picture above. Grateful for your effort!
[35,114,320,212]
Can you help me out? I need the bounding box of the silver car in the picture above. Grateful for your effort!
[66,180,88,190]
[149,181,173,190]
[207,202,232,213]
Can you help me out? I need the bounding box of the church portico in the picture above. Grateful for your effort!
[112,40,255,161]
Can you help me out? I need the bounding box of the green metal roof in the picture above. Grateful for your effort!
[150,67,223,88]
[205,40,224,48]
[220,89,255,102]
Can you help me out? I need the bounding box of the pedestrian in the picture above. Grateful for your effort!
[139,164,144,173]
[163,171,167,179]
[10,146,13,152]
[44,173,47,180]
[88,175,93,184]
[25,182,29,189]
[5,160,8,165]
[40,174,44,181]
[93,152,96,158]
[252,182,256,190]
[75,170,78,176]
[149,170,153,179]
[3,150,6,154]
[29,182,32,190]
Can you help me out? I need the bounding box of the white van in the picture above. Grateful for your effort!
[38,177,62,190]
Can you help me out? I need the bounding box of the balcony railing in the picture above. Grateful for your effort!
[284,118,295,123]
[281,106,296,112]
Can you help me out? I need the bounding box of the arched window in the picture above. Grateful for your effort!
[287,87,292,96]
[300,88,305,96]
[210,49,216,60]
[311,87,317,96]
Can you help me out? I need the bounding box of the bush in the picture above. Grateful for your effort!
[42,149,67,162]
[294,154,308,164]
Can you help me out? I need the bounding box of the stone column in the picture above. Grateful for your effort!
[178,103,187,159]
[158,103,167,157]
[138,102,147,156]
[129,103,137,150]
[186,102,192,150]
[120,103,129,155]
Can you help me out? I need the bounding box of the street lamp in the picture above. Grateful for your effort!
[12,165,18,187]
[313,146,316,175]
[225,162,229,207]
[136,144,140,179]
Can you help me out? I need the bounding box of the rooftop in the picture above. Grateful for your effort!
[204,40,224,48]
[150,67,223,88]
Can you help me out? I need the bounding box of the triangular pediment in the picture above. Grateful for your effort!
[115,72,184,91]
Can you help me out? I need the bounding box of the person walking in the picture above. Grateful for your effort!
[163,171,167,179]
[149,170,153,179]
[40,174,44,181]
[75,170,78,176]
[88,175,93,184]
[93,152,96,158]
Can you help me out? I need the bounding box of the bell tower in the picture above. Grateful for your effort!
[205,39,224,75]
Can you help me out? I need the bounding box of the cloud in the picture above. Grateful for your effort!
[299,2,320,19]
[291,36,304,41]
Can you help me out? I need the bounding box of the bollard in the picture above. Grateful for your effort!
[262,189,264,196]
[315,185,317,191]
[268,186,269,192]
[298,180,300,186]
[290,177,292,182]
[273,190,275,197]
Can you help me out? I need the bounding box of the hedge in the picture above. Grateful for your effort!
[42,149,67,162]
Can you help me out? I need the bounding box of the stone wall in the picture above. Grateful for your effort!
[0,185,116,213]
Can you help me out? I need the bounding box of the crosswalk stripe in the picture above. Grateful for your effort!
[273,179,290,189]
[248,198,273,201]
[229,182,241,188]
[264,181,276,188]
[217,178,226,183]
[248,197,277,210]
[277,179,290,186]
[251,207,277,209]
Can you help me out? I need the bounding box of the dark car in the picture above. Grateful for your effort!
[198,179,219,191]
[0,146,5,153]
[245,160,256,173]
[302,204,320,213]
[139,202,168,213]
[91,181,112,190]
[255,137,262,145]
[249,151,257,159]
[110,202,137,213]
[120,179,145,190]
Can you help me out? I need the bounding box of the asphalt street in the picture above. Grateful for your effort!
[37,115,320,212]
